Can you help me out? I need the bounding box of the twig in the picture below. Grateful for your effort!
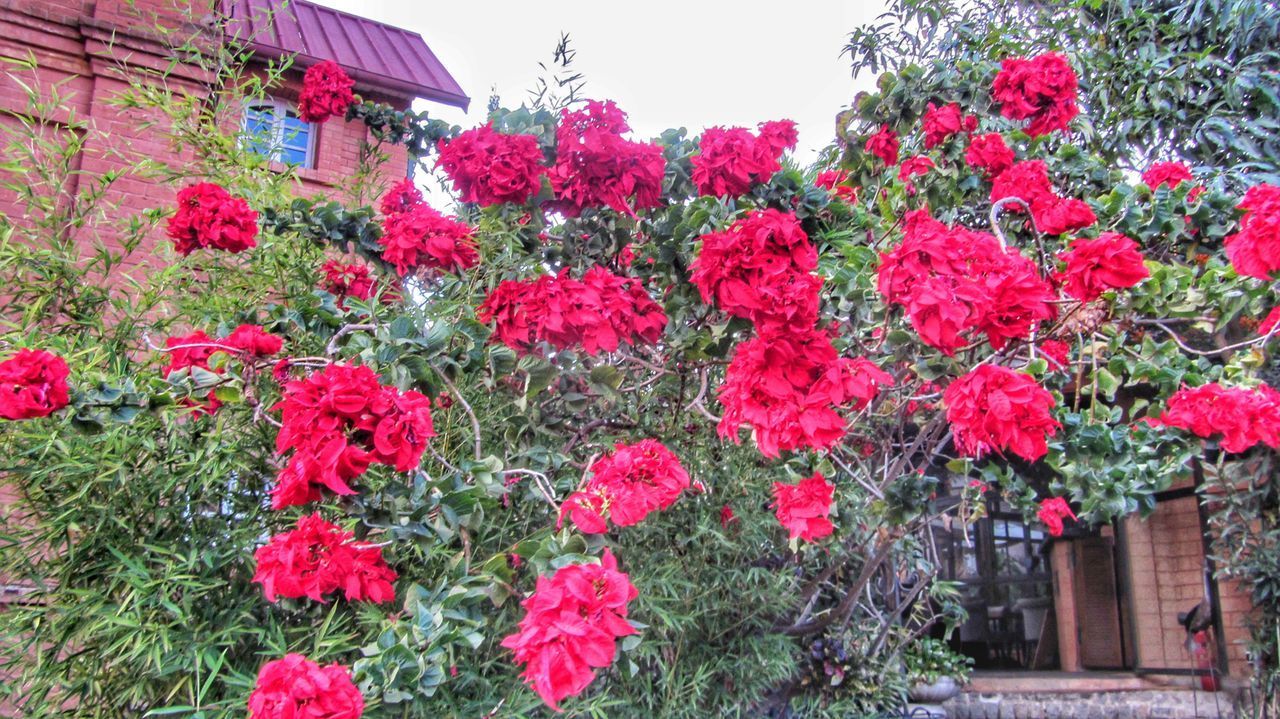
[432,365,483,461]
[326,323,377,355]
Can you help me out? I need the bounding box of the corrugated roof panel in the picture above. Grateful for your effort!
[223,0,469,110]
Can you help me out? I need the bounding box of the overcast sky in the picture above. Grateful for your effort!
[314,0,884,166]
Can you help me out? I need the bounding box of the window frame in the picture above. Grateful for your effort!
[241,99,317,169]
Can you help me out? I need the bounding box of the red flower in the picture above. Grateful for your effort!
[166,182,258,255]
[1224,184,1280,281]
[380,202,479,275]
[1259,306,1280,337]
[297,60,355,124]
[719,504,738,528]
[546,100,665,218]
[477,267,666,356]
[898,155,935,182]
[162,330,224,414]
[689,209,821,331]
[944,365,1060,461]
[437,124,547,206]
[1143,162,1194,190]
[992,53,1079,136]
[252,512,397,604]
[965,133,1015,178]
[877,211,1057,354]
[922,102,975,148]
[378,178,424,216]
[1034,197,1097,236]
[989,160,1095,235]
[321,260,378,304]
[1038,339,1071,370]
[558,440,690,533]
[865,124,899,166]
[501,550,638,711]
[718,327,893,458]
[271,364,435,508]
[815,169,857,202]
[248,653,364,719]
[691,120,797,198]
[773,472,835,542]
[1055,232,1150,302]
[1037,497,1076,537]
[1153,382,1280,453]
[0,349,70,420]
[226,324,284,357]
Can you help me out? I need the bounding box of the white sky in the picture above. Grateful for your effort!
[314,0,884,167]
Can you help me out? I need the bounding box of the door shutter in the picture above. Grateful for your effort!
[1073,536,1126,668]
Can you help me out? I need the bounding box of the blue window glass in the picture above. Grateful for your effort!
[242,102,314,168]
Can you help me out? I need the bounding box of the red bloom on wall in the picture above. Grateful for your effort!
[965,133,1015,179]
[944,365,1060,461]
[0,349,70,421]
[992,53,1079,136]
[1037,497,1076,537]
[297,60,355,124]
[380,202,479,275]
[437,124,547,206]
[252,512,397,604]
[691,119,797,198]
[898,155,935,182]
[379,178,424,216]
[877,211,1057,354]
[546,100,665,218]
[271,363,434,508]
[166,182,259,255]
[226,324,284,357]
[922,102,975,148]
[989,160,1095,235]
[558,440,690,534]
[248,653,364,719]
[1224,184,1280,281]
[865,124,900,166]
[477,267,666,356]
[321,260,378,303]
[773,472,835,542]
[1143,162,1194,191]
[501,550,638,711]
[718,327,893,458]
[1056,232,1150,301]
[815,169,857,202]
[689,209,821,331]
[1034,197,1097,236]
[1154,382,1280,453]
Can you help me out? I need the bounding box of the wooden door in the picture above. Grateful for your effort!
[1073,536,1127,669]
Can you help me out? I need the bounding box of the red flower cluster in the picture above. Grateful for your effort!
[990,160,1096,235]
[1038,339,1071,370]
[691,119,797,197]
[227,324,285,357]
[1143,162,1194,190]
[922,102,976,148]
[321,260,377,303]
[965,133,1015,178]
[253,512,396,604]
[877,211,1058,354]
[1224,184,1280,281]
[248,653,363,719]
[437,124,547,206]
[991,53,1079,136]
[166,182,258,255]
[1055,232,1150,302]
[379,183,479,275]
[815,169,857,202]
[379,178,423,216]
[717,327,893,458]
[500,550,638,710]
[297,60,355,124]
[944,365,1060,461]
[690,209,821,331]
[1154,382,1280,453]
[898,155,935,182]
[0,349,70,420]
[1260,306,1280,337]
[772,472,835,542]
[558,440,690,534]
[1037,497,1076,537]
[272,363,435,509]
[546,100,665,218]
[477,266,667,356]
[164,327,279,414]
[865,124,899,166]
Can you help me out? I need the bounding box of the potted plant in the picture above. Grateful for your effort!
[904,638,972,711]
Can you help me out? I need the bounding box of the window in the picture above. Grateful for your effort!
[242,100,315,168]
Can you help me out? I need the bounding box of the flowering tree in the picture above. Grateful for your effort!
[2,12,1279,719]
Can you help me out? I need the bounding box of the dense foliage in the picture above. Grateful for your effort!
[1,3,1278,719]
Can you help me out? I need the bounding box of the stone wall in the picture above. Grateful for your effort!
[945,689,1240,719]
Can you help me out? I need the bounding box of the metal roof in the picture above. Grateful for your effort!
[224,0,469,110]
